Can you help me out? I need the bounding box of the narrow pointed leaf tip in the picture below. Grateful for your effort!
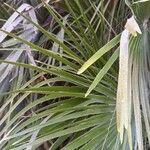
[77,35,120,74]
[125,16,142,37]
[77,69,83,75]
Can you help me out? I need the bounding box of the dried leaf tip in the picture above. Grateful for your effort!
[125,16,142,37]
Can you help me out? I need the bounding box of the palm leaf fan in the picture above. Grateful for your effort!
[117,0,150,149]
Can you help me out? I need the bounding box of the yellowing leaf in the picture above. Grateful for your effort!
[117,29,129,142]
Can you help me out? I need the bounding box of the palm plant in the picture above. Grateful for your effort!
[0,0,149,149]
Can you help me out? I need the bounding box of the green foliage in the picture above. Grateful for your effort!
[0,0,149,149]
